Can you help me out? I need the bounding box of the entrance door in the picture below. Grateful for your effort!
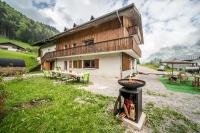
[64,61,68,70]
[50,61,55,70]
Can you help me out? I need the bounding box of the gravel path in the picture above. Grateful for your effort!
[83,66,200,125]
[137,66,200,124]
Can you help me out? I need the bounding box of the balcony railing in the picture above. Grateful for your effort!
[41,36,141,63]
[127,26,142,44]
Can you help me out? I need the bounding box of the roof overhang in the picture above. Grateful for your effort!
[34,3,143,46]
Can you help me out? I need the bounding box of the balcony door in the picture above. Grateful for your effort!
[64,61,68,70]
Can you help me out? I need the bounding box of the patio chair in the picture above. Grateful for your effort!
[82,72,90,83]
[166,73,177,83]
[178,72,188,82]
[43,70,51,78]
[43,70,47,78]
[55,67,61,71]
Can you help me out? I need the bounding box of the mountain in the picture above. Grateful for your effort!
[147,40,200,62]
[0,1,59,44]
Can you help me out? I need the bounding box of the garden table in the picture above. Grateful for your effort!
[51,70,83,81]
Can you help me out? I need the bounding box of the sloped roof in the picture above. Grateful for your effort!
[162,58,194,64]
[0,42,26,50]
[177,55,200,61]
[168,55,200,61]
[34,3,143,46]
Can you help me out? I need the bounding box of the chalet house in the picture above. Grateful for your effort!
[34,4,144,78]
[0,42,27,52]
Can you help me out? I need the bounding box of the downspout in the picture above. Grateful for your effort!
[116,10,123,27]
[117,11,123,79]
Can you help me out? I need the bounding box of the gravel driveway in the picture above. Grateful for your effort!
[83,66,200,125]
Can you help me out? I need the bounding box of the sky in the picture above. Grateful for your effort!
[2,0,200,60]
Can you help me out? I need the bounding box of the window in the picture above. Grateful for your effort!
[84,39,94,45]
[77,60,82,68]
[83,59,99,68]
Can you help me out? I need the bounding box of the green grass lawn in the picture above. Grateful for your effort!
[140,63,159,70]
[0,49,38,71]
[0,36,37,53]
[159,76,200,94]
[0,77,123,133]
[140,63,171,72]
[144,102,200,133]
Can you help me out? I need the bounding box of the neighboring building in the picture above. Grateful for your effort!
[166,55,200,69]
[180,55,200,66]
[34,4,144,78]
[0,42,26,52]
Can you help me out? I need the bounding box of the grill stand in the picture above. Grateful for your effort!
[114,87,146,130]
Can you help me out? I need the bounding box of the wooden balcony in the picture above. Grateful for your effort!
[41,36,141,63]
[127,26,142,44]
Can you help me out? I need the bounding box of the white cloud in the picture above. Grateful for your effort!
[3,0,200,60]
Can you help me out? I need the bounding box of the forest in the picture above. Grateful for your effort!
[0,1,59,44]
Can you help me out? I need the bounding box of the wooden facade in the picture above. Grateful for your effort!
[41,14,142,65]
[57,18,122,50]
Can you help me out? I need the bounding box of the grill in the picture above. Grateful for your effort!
[114,78,145,123]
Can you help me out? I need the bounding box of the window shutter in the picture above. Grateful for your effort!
[69,60,72,68]
[78,60,82,68]
[122,53,131,71]
[94,59,99,69]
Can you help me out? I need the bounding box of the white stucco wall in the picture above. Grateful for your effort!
[122,70,132,78]
[41,45,56,56]
[55,52,137,78]
[0,45,17,51]
[55,53,122,78]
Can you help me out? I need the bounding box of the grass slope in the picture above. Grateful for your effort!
[0,49,38,71]
[0,77,123,133]
[160,76,200,94]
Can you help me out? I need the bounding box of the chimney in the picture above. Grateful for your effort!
[64,27,68,31]
[73,23,77,27]
[90,15,95,21]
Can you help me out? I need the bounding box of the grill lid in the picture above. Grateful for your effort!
[118,79,145,90]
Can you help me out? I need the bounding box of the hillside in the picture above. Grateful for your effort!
[0,37,38,71]
[147,40,200,62]
[0,1,59,44]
